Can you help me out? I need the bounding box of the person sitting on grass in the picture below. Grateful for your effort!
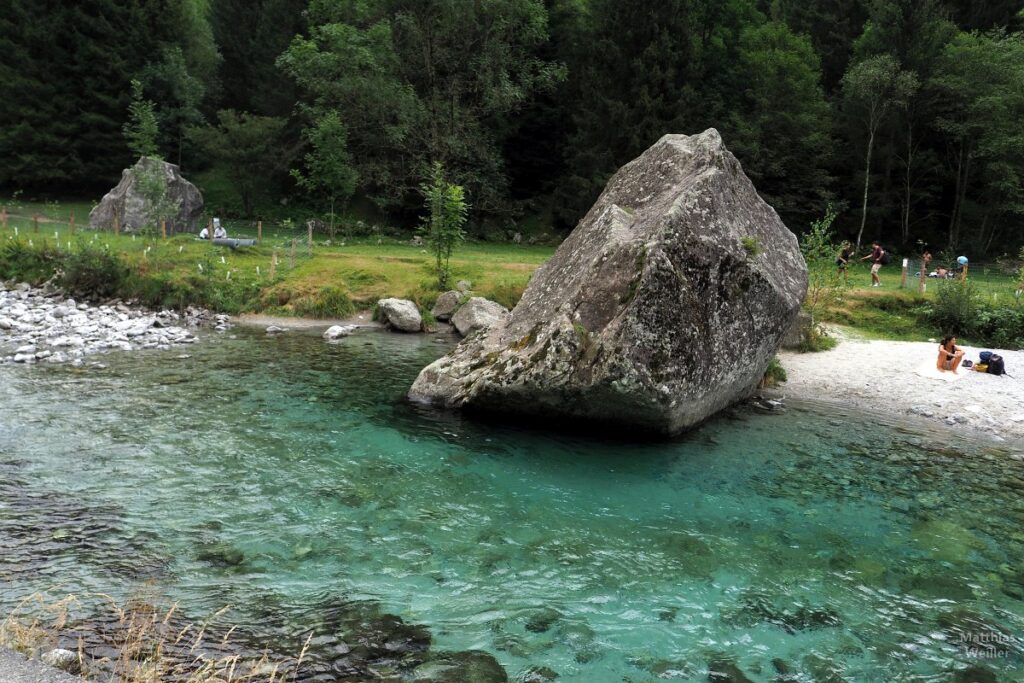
[937,334,965,373]
[213,218,227,239]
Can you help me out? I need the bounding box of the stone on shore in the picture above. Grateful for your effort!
[451,297,509,337]
[409,129,807,435]
[780,310,812,350]
[378,298,423,333]
[323,324,357,340]
[41,649,81,675]
[89,156,204,233]
[432,291,464,322]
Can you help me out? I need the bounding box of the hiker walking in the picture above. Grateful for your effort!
[860,241,884,287]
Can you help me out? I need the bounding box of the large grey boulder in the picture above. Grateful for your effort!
[378,298,422,332]
[408,130,807,436]
[451,297,509,337]
[89,157,203,233]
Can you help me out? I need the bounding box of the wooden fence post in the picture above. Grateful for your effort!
[270,249,278,279]
[307,221,313,256]
[290,239,296,269]
[32,214,39,233]
[161,219,167,240]
[961,264,969,285]
[257,220,262,244]
[69,211,75,236]
[113,209,120,235]
[919,254,928,295]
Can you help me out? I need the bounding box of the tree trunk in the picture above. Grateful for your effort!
[902,123,913,245]
[856,129,875,253]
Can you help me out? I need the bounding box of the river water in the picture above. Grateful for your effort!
[1,329,1022,682]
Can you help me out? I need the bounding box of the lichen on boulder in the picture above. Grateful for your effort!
[408,129,807,436]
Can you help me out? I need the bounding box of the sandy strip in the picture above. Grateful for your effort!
[776,335,1024,444]
[230,311,381,330]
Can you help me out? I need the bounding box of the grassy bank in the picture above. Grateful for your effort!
[0,199,553,317]
[2,197,1021,348]
[817,263,1024,348]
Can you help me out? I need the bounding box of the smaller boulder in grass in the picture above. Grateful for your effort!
[451,297,509,337]
[432,291,464,321]
[378,298,423,332]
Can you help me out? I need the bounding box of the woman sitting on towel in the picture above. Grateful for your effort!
[937,335,965,373]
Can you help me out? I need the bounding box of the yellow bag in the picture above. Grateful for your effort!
[975,363,988,372]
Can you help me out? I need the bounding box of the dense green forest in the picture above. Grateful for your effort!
[2,0,1023,254]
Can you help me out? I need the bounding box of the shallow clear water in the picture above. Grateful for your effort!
[2,329,1023,682]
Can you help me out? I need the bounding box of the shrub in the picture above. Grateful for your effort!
[60,241,129,299]
[928,279,979,337]
[291,286,356,318]
[974,306,1024,349]
[799,325,839,352]
[799,204,843,328]
[741,236,762,258]
[419,162,468,290]
[761,357,787,387]
[0,239,59,283]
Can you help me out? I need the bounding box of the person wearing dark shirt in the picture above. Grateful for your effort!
[859,241,884,287]
[835,242,854,284]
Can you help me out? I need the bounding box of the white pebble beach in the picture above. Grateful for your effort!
[778,333,1024,444]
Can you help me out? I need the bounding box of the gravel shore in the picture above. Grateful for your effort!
[0,281,219,365]
[777,335,1024,444]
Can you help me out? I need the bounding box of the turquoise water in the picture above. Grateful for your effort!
[1,329,1023,681]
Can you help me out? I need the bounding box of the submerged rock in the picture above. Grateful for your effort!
[412,650,508,682]
[518,666,559,682]
[409,130,807,435]
[195,541,245,567]
[707,656,754,683]
[89,156,204,233]
[952,665,998,683]
[323,324,357,340]
[378,298,423,333]
[524,607,562,633]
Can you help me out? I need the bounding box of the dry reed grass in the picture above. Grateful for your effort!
[1,591,311,683]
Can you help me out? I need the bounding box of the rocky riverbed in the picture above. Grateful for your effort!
[0,281,223,365]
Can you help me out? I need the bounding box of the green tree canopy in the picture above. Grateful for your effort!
[931,30,1024,250]
[291,110,359,236]
[730,21,834,224]
[187,110,287,216]
[842,54,919,250]
[278,0,564,219]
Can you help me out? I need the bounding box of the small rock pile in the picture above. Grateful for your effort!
[1,281,218,365]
